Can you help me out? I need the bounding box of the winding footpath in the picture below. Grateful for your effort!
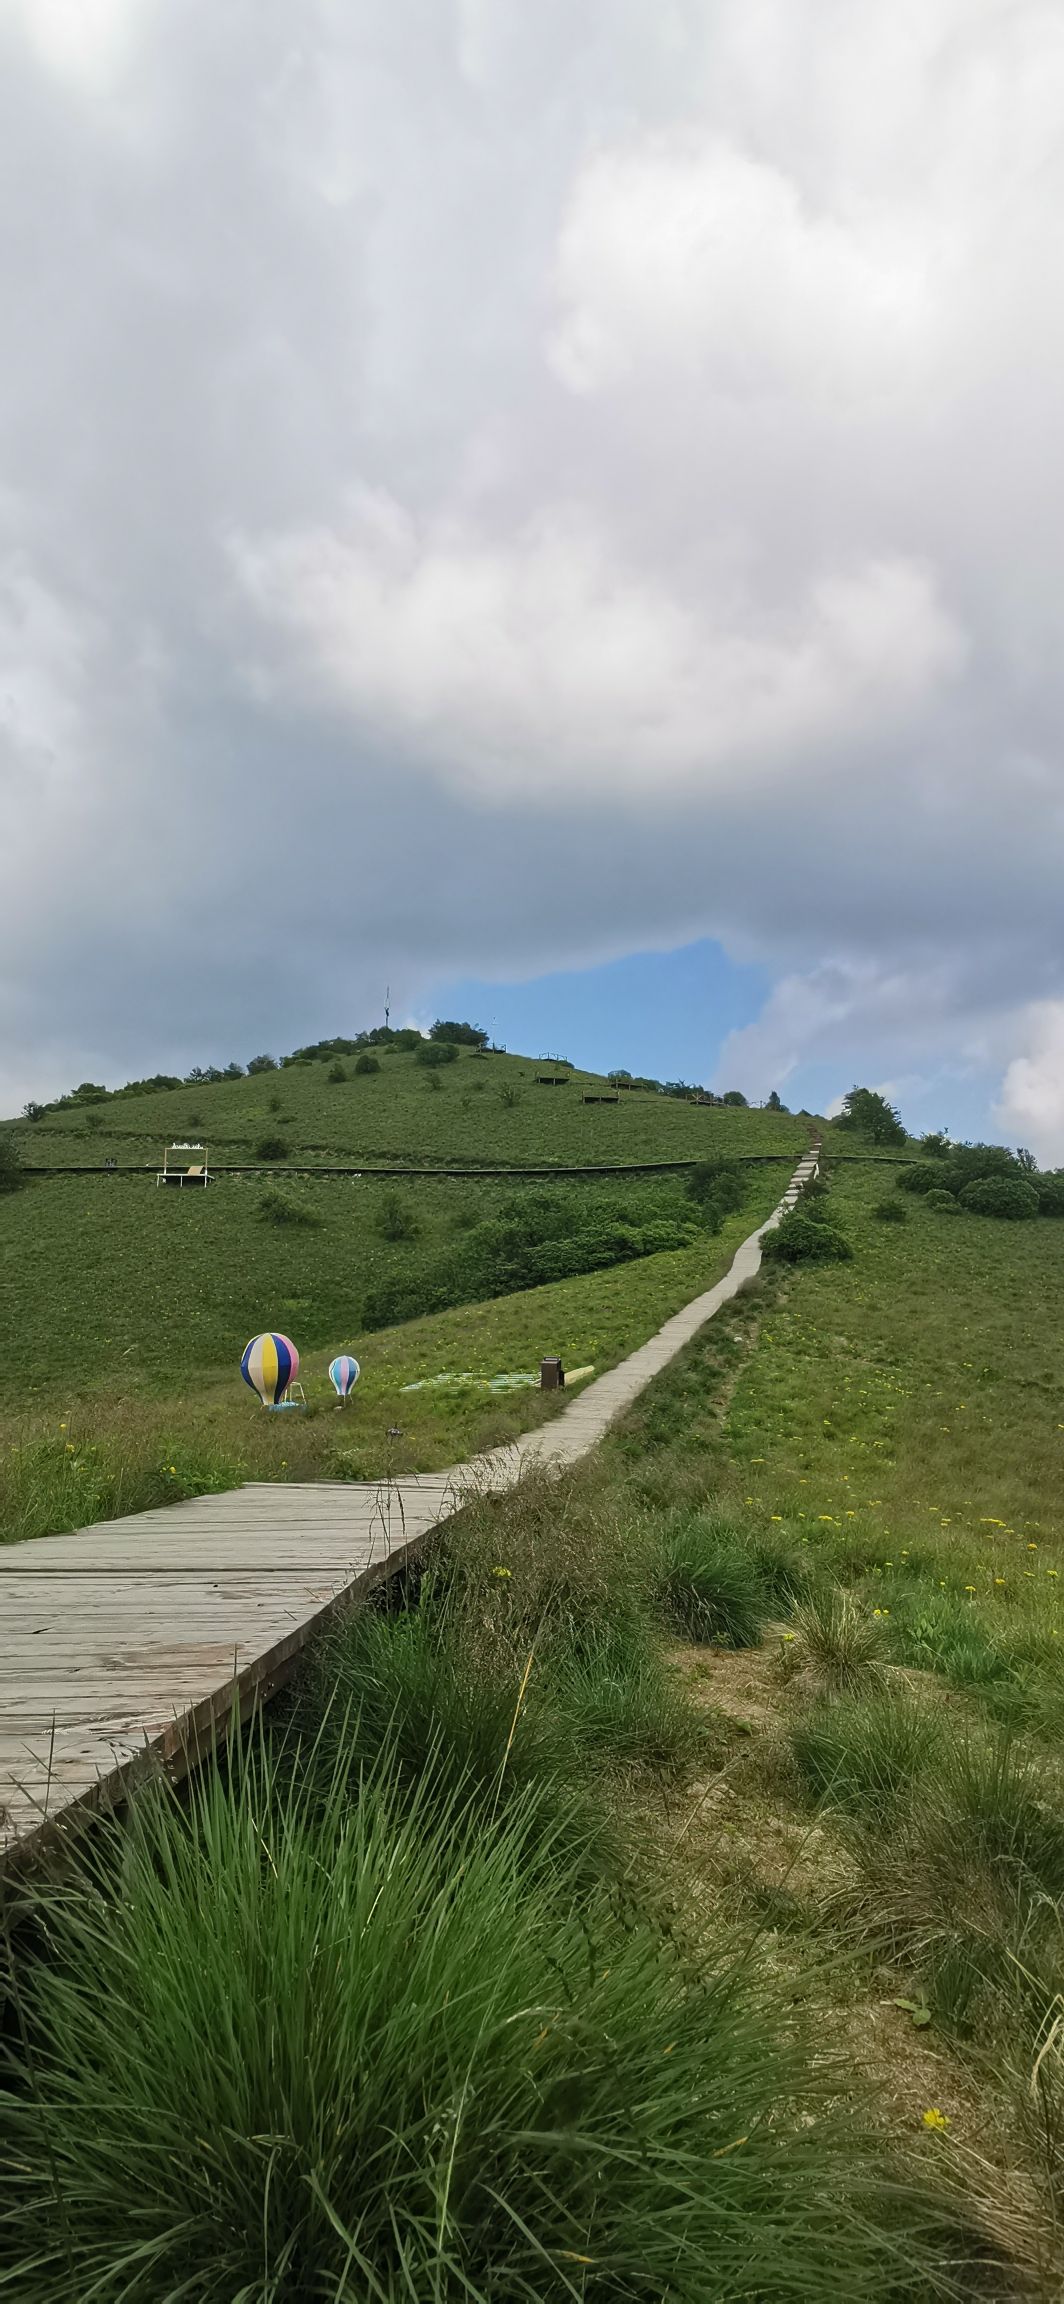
[0,1149,818,1867]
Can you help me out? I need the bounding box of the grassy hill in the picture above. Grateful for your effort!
[0,1040,810,1540]
[12,1044,815,1170]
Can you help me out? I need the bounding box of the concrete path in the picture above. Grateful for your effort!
[0,1149,817,1867]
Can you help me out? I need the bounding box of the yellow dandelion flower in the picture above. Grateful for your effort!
[922,2108,950,2132]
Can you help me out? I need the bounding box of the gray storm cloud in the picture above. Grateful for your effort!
[1,0,1063,1137]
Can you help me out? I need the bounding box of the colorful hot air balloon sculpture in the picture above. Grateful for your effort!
[329,1354,360,1400]
[241,1332,299,1407]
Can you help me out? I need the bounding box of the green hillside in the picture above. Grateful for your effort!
[13,1044,814,1170]
[0,1038,809,1540]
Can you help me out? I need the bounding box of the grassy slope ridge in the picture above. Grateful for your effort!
[0,1043,799,1535]
[12,1047,816,1169]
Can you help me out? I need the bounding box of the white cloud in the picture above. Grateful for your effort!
[1,0,1064,1121]
[996,1004,1064,1166]
[0,0,142,86]
[550,137,935,403]
[234,505,963,801]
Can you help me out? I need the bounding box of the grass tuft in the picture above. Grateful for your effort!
[790,1689,936,1821]
[0,1742,948,2302]
[656,1510,770,1646]
[793,1585,889,1689]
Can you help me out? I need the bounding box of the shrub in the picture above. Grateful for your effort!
[326,1058,346,1083]
[0,1748,941,2302]
[926,1188,961,1213]
[656,1511,774,1646]
[793,1586,888,1690]
[687,1159,745,1214]
[1035,1171,1064,1215]
[959,1176,1039,1221]
[0,1131,24,1193]
[416,1039,458,1067]
[353,1052,380,1076]
[257,1188,323,1229]
[790,1691,935,1821]
[942,1143,1022,1191]
[375,1189,419,1242]
[246,1053,278,1074]
[500,1082,521,1108]
[761,1213,852,1264]
[896,1163,942,1196]
[253,1134,289,1162]
[721,1088,748,1106]
[873,1199,907,1223]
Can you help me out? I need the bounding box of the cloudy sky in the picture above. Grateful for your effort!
[2,0,1063,1149]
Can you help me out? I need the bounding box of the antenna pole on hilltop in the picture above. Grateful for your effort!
[384,984,390,1031]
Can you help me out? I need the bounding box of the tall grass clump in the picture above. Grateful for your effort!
[0,1746,958,2301]
[656,1509,770,1646]
[790,1690,935,1821]
[793,1585,888,1689]
[854,1729,1064,2035]
[289,1589,605,1858]
[545,1610,706,1776]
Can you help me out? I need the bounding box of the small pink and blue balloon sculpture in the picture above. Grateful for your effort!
[241,1331,299,1407]
[329,1353,360,1402]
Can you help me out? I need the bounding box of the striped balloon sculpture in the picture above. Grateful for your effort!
[241,1332,299,1406]
[329,1354,360,1400]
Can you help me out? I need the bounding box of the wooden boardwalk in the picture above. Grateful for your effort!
[0,1151,817,1867]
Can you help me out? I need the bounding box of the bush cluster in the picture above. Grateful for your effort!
[959,1176,1039,1221]
[362,1186,698,1329]
[900,1142,1056,1221]
[762,1212,853,1265]
[256,1187,323,1229]
[686,1159,747,1232]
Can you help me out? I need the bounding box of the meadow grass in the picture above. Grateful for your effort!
[789,1689,937,1820]
[11,1042,815,1172]
[585,1157,1064,2284]
[0,1189,778,1542]
[0,1157,1032,2298]
[0,1736,960,2303]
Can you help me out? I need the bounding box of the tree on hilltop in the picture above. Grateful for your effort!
[835,1087,907,1146]
[430,1019,488,1048]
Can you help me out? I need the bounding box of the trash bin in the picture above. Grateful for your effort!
[540,1356,565,1390]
